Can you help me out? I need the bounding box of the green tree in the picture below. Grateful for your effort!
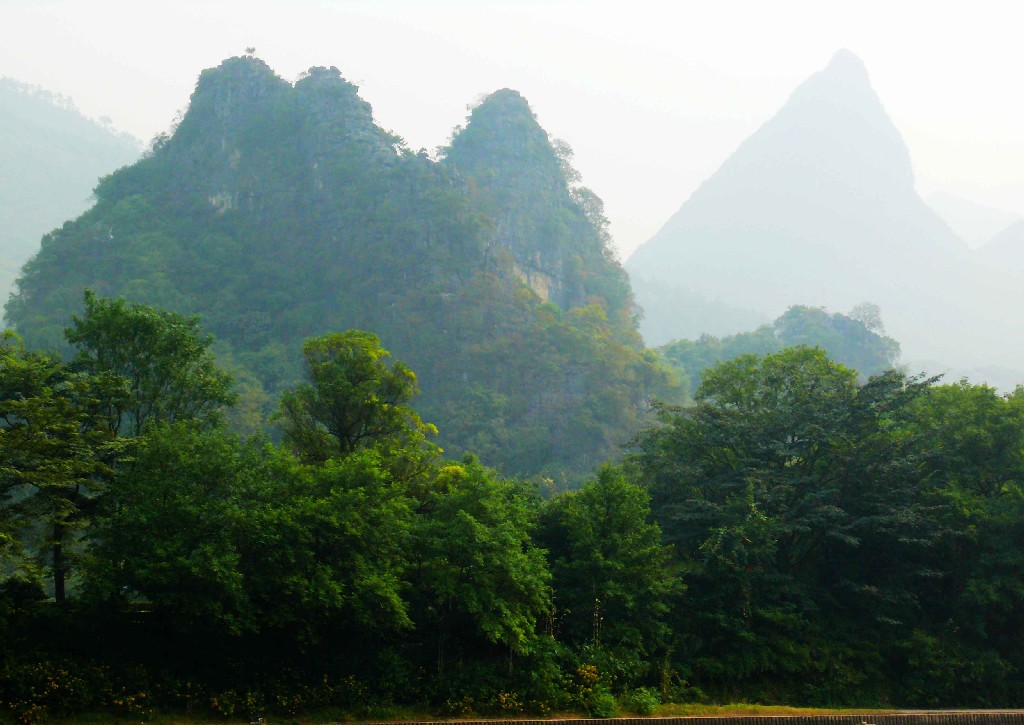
[0,332,122,603]
[772,305,900,377]
[900,381,1024,703]
[661,305,900,398]
[238,446,417,641]
[277,331,437,467]
[86,421,421,665]
[913,380,1024,497]
[86,422,253,633]
[408,456,551,674]
[541,465,680,686]
[630,348,936,700]
[65,290,236,437]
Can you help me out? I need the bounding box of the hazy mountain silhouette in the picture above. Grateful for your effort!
[926,191,1021,248]
[627,50,1024,374]
[0,78,141,312]
[979,220,1024,276]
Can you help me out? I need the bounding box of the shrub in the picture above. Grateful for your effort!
[0,659,95,721]
[588,689,617,718]
[624,687,660,715]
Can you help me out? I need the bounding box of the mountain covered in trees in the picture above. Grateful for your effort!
[660,303,900,396]
[6,56,674,481]
[626,50,1024,374]
[0,78,141,315]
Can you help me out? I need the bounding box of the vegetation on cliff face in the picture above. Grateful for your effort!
[441,89,633,324]
[6,57,674,481]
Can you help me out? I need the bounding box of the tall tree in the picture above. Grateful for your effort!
[65,290,236,437]
[541,465,680,686]
[900,381,1024,703]
[86,422,254,633]
[277,331,437,468]
[408,456,551,674]
[0,332,122,603]
[630,348,936,700]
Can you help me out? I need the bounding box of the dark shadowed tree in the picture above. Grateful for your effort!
[540,465,680,686]
[0,332,123,603]
[629,347,937,700]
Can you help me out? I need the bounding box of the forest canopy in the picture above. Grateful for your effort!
[3,295,1024,721]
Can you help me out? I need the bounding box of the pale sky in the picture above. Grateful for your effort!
[2,0,1023,259]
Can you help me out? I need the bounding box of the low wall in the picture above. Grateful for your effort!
[377,714,1024,725]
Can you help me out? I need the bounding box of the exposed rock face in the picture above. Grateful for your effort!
[7,57,668,480]
[627,50,1024,372]
[442,89,634,321]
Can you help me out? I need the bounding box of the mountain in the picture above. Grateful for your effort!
[0,78,141,313]
[926,191,1021,248]
[626,50,1024,371]
[626,275,769,344]
[978,220,1024,276]
[6,56,675,481]
[441,89,633,323]
[660,303,901,397]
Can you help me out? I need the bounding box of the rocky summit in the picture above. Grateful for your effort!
[6,56,672,481]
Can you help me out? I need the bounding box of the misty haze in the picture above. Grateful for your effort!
[2,3,1024,721]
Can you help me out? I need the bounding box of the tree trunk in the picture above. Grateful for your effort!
[53,520,66,605]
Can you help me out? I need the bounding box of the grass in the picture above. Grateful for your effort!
[33,702,903,724]
[652,703,896,717]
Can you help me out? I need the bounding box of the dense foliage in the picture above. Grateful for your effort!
[3,295,1024,722]
[6,57,673,482]
[628,347,1024,705]
[0,296,673,721]
[660,303,901,396]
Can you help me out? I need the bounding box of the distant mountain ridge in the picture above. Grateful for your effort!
[979,219,1024,276]
[0,77,141,313]
[6,56,674,480]
[627,50,1024,374]
[925,191,1021,248]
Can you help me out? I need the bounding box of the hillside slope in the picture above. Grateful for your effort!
[7,57,674,480]
[0,78,141,311]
